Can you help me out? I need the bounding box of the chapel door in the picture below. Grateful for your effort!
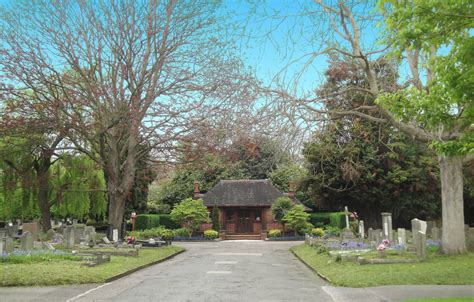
[237,210,252,233]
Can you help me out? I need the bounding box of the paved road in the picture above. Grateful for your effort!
[1,241,473,302]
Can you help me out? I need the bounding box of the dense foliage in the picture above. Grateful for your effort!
[170,198,209,238]
[271,197,293,232]
[301,59,441,228]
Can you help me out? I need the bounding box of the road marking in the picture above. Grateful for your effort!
[215,261,238,264]
[66,283,111,302]
[206,271,232,274]
[214,253,262,256]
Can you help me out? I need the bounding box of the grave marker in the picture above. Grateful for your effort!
[381,212,393,241]
[20,231,33,250]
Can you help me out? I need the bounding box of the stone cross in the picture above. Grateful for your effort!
[381,212,393,242]
[344,206,350,230]
[358,220,365,238]
[20,231,33,250]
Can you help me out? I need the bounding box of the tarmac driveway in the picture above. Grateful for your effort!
[1,241,472,302]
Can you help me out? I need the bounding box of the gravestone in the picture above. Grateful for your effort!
[374,229,383,244]
[74,225,85,244]
[427,220,437,236]
[466,227,474,252]
[431,227,441,240]
[64,226,75,249]
[368,228,374,241]
[0,228,6,238]
[103,236,111,244]
[46,229,56,240]
[358,220,365,238]
[22,222,40,241]
[381,212,393,242]
[20,231,33,250]
[0,241,4,254]
[112,229,119,242]
[0,237,13,253]
[391,230,397,244]
[397,228,407,246]
[416,231,427,260]
[344,206,350,230]
[411,218,426,246]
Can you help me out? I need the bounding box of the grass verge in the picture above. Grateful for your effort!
[291,244,474,287]
[404,299,474,302]
[0,245,184,286]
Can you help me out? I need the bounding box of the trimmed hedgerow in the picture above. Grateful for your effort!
[309,212,345,229]
[329,212,345,229]
[135,214,180,230]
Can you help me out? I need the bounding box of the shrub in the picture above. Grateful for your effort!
[329,212,346,229]
[135,214,161,230]
[173,228,189,238]
[283,205,310,236]
[211,204,220,231]
[170,198,209,238]
[311,228,325,237]
[309,213,331,227]
[324,225,342,236]
[268,229,282,237]
[204,229,219,239]
[160,229,175,241]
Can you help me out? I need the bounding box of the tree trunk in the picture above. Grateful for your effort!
[107,188,127,233]
[36,161,52,232]
[439,155,466,255]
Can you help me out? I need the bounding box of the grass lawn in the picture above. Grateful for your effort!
[291,244,474,288]
[0,245,184,286]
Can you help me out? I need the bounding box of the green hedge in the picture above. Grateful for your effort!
[329,212,345,229]
[158,214,180,229]
[135,214,179,230]
[309,212,345,228]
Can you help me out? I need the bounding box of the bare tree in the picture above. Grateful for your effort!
[0,0,254,231]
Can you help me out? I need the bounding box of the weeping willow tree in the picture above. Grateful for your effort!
[50,155,107,221]
[0,141,107,223]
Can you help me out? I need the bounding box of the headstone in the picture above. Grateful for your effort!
[344,206,350,230]
[431,227,441,240]
[416,231,427,260]
[4,237,14,253]
[391,230,397,244]
[411,218,422,246]
[64,226,75,249]
[374,229,383,244]
[20,231,33,250]
[381,212,393,242]
[22,222,40,241]
[112,229,119,242]
[427,220,437,236]
[0,228,6,238]
[368,228,377,242]
[103,236,111,244]
[46,229,56,240]
[397,228,407,246]
[358,220,365,238]
[74,225,85,244]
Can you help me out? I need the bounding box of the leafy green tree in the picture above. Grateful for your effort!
[269,164,307,193]
[170,198,209,238]
[271,197,293,232]
[283,205,311,236]
[377,0,474,254]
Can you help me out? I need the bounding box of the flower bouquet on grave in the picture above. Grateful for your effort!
[377,239,390,258]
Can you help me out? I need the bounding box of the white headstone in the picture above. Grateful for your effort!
[397,228,406,246]
[112,229,118,242]
[359,220,365,238]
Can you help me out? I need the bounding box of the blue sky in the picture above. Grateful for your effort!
[0,0,385,96]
